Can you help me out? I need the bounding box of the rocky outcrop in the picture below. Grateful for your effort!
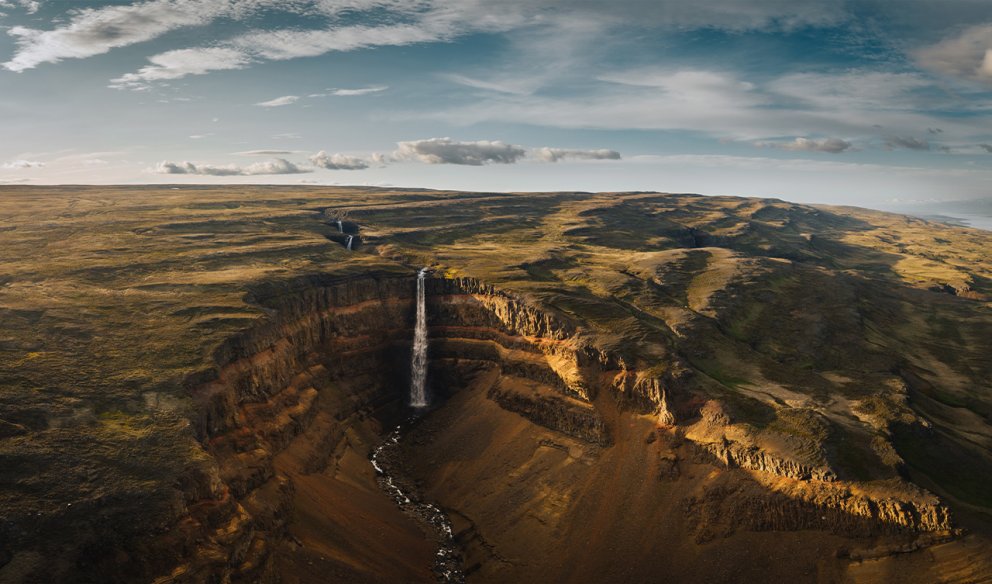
[683,473,952,542]
[487,381,610,446]
[704,439,837,482]
[685,474,950,543]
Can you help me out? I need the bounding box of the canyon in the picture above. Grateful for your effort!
[0,186,990,583]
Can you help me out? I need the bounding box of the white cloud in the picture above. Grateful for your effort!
[155,158,310,175]
[3,0,250,72]
[394,138,526,165]
[326,85,388,96]
[11,0,851,88]
[110,47,252,90]
[757,137,855,154]
[115,21,449,89]
[6,0,40,14]
[916,24,992,84]
[310,151,370,170]
[254,95,300,107]
[2,159,44,169]
[535,147,621,162]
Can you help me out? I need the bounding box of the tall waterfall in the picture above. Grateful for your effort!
[337,220,343,233]
[346,235,354,251]
[409,268,429,408]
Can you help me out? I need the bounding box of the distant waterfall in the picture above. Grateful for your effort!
[409,268,429,408]
[337,220,343,233]
[346,235,354,250]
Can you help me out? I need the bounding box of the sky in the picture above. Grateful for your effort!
[1,0,992,207]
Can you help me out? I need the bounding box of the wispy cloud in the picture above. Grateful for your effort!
[756,137,855,154]
[430,67,990,146]
[884,135,932,151]
[155,158,310,176]
[326,86,388,96]
[276,86,388,103]
[4,0,248,72]
[440,73,538,95]
[254,95,300,107]
[111,21,452,90]
[916,24,992,85]
[110,47,252,90]
[79,0,853,91]
[535,148,621,162]
[233,149,297,156]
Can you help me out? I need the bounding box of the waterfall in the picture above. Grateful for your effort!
[346,235,354,251]
[337,220,343,233]
[409,267,429,408]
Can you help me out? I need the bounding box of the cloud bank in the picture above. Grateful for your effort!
[310,151,371,170]
[395,138,527,165]
[2,159,44,169]
[155,158,310,176]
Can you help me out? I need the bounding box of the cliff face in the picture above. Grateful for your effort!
[153,274,418,582]
[164,273,615,579]
[157,269,957,581]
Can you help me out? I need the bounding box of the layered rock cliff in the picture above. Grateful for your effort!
[160,268,958,582]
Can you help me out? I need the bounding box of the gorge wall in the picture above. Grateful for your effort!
[146,270,955,582]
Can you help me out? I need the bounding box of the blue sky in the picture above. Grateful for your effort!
[1,0,991,206]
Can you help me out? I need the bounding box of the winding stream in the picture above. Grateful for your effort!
[370,421,464,583]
